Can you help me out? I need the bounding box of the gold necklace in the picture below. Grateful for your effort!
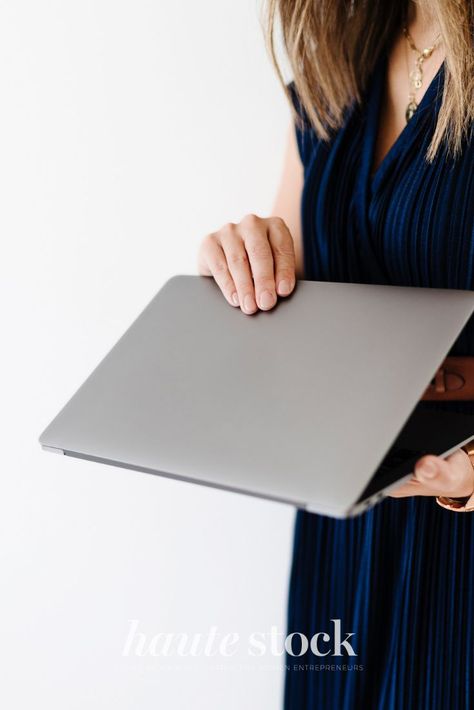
[402,24,442,122]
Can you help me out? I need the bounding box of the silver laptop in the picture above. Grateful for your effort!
[39,275,474,518]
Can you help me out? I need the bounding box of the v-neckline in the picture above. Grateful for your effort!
[349,49,445,283]
[364,49,445,191]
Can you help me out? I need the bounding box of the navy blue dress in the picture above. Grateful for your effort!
[284,48,474,709]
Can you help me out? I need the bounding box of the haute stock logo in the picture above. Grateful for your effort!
[122,619,358,659]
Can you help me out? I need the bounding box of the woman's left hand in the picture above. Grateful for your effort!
[388,448,474,500]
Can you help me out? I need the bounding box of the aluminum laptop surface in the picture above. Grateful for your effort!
[39,275,474,517]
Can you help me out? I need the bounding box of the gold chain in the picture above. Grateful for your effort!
[402,24,442,122]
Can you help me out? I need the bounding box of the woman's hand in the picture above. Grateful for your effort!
[197,213,296,314]
[388,448,474,502]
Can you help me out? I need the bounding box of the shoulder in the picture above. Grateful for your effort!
[285,80,310,127]
[285,80,318,167]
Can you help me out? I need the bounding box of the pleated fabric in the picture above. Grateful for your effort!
[284,47,474,710]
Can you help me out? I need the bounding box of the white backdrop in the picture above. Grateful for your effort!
[0,2,296,708]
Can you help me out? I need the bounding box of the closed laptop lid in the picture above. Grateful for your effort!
[39,275,474,516]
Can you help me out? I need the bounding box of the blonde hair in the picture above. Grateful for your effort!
[262,0,474,161]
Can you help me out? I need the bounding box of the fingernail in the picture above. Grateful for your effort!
[420,461,437,478]
[259,290,276,310]
[278,279,291,296]
[243,294,256,313]
[231,292,239,306]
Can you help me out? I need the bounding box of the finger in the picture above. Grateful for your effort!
[387,475,425,498]
[198,233,240,307]
[414,452,474,497]
[267,217,296,297]
[240,214,277,311]
[388,451,474,499]
[219,222,258,315]
[412,455,445,493]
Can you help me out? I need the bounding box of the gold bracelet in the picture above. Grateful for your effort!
[436,439,474,512]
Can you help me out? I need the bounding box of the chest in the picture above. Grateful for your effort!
[372,33,445,177]
[300,80,474,290]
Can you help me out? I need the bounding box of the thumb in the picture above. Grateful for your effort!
[413,455,444,489]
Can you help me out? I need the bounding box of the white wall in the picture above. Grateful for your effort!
[0,2,296,708]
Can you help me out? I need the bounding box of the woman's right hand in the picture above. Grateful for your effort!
[197,213,297,314]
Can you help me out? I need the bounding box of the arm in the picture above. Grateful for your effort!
[270,120,305,279]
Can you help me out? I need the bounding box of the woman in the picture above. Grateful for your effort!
[197,0,474,706]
